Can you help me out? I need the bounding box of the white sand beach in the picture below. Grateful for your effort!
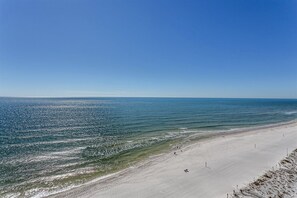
[51,121,297,198]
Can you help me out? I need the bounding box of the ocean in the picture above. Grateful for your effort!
[0,97,297,197]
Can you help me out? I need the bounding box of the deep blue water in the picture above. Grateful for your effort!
[0,97,297,197]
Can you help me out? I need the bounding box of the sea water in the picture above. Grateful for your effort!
[0,97,297,197]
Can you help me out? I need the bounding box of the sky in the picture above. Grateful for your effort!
[0,0,296,98]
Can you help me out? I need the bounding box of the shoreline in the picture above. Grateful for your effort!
[48,120,297,198]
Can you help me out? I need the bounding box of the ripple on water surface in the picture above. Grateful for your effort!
[0,98,297,197]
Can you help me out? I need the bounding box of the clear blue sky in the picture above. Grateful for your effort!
[0,0,296,98]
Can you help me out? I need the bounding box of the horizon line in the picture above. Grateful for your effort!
[0,96,296,100]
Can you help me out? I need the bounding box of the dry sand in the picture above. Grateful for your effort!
[230,147,297,198]
[50,121,297,198]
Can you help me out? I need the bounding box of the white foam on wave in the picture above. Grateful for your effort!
[179,129,200,134]
[283,111,297,115]
[25,183,79,198]
[3,147,85,165]
[2,192,21,198]
[30,147,84,162]
[16,125,102,133]
[1,137,94,150]
[36,137,94,145]
[40,167,95,182]
[7,166,96,198]
[179,127,188,130]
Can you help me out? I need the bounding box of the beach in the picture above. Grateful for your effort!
[50,121,297,198]
[1,98,297,197]
[2,0,297,196]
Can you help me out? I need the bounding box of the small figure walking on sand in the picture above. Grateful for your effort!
[174,152,177,155]
[184,169,189,173]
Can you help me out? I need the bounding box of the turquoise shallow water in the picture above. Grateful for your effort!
[0,97,297,197]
